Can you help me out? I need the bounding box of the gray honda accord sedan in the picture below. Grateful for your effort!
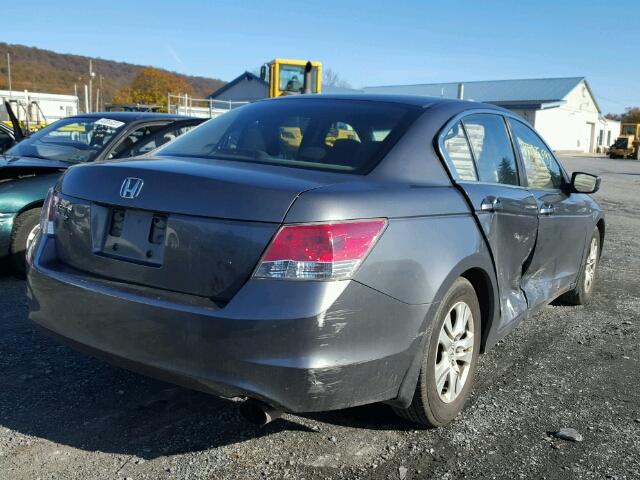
[26,95,603,427]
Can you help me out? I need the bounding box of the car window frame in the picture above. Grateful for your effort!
[99,120,174,161]
[506,117,570,192]
[437,109,526,190]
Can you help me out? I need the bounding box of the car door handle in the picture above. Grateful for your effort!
[480,196,502,212]
[539,204,555,216]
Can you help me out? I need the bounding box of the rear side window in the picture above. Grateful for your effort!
[509,119,563,190]
[109,123,168,159]
[462,114,519,186]
[158,99,420,174]
[442,122,477,181]
[113,124,199,158]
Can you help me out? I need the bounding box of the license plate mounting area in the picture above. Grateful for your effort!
[101,208,167,266]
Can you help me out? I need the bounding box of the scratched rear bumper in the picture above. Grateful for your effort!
[27,236,429,412]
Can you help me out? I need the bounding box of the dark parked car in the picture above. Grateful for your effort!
[0,112,203,273]
[27,95,603,427]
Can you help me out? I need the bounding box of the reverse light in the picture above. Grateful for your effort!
[254,219,387,280]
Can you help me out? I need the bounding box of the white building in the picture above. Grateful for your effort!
[0,89,79,126]
[363,77,619,154]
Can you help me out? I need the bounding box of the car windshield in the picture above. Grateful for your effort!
[6,116,128,163]
[157,99,420,174]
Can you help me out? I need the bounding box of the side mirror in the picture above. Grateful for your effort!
[259,65,267,81]
[571,171,600,194]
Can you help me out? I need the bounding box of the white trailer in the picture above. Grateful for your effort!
[0,89,79,127]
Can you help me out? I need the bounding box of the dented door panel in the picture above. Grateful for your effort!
[456,181,538,330]
[521,189,592,309]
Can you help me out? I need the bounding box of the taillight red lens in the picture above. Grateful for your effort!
[40,188,58,236]
[255,219,387,280]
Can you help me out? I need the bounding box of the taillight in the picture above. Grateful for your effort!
[254,219,387,280]
[40,188,58,236]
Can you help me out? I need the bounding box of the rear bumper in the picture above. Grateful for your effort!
[0,212,15,258]
[27,236,431,413]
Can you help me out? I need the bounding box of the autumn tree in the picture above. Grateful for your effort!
[113,67,193,110]
[606,107,640,123]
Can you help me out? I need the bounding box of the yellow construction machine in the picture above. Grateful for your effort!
[259,58,322,98]
[609,123,640,159]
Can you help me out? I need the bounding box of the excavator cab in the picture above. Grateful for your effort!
[260,59,322,97]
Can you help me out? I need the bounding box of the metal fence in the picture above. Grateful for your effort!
[167,94,248,119]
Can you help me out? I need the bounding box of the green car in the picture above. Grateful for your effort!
[0,112,203,274]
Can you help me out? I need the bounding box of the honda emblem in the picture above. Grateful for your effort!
[120,177,144,199]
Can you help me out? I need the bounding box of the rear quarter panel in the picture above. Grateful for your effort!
[285,181,498,334]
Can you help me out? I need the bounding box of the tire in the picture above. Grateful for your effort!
[10,208,41,276]
[393,277,481,427]
[559,229,600,305]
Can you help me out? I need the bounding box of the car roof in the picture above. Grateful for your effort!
[265,93,509,112]
[71,112,196,122]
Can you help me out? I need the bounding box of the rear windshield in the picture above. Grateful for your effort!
[157,99,420,173]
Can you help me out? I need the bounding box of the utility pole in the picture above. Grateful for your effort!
[6,53,12,98]
[88,59,95,112]
[99,75,104,111]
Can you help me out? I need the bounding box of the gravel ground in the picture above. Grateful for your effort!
[1,155,639,480]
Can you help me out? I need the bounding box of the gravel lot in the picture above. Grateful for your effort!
[1,155,639,480]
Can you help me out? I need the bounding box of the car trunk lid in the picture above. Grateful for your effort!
[53,156,346,301]
[60,156,344,222]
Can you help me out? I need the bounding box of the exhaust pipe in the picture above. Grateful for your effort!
[302,61,313,95]
[239,399,282,426]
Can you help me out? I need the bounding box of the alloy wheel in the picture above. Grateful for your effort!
[435,301,475,403]
[584,237,598,293]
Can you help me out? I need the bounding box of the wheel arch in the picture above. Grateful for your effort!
[11,200,45,239]
[17,200,45,217]
[460,267,498,354]
[425,253,500,354]
[390,254,500,408]
[596,217,605,257]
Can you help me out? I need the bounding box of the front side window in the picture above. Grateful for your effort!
[6,116,128,162]
[442,122,477,181]
[509,119,563,190]
[462,114,519,186]
[158,99,420,174]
